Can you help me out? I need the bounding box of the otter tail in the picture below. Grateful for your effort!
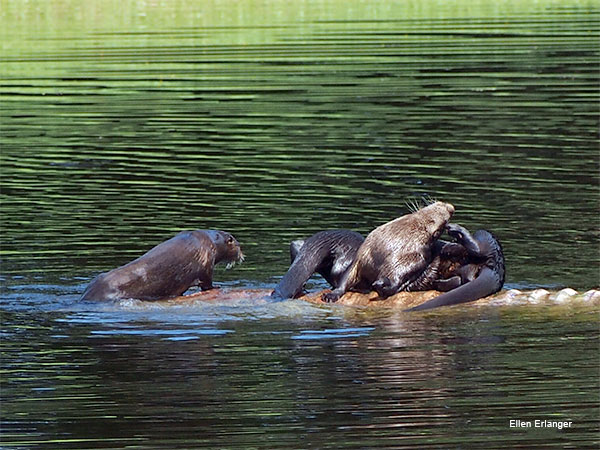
[272,245,330,300]
[405,267,501,312]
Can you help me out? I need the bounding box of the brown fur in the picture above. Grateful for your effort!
[323,202,454,302]
[80,230,244,301]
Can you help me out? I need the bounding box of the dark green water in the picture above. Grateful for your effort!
[1,1,599,448]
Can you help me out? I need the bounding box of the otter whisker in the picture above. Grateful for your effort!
[407,199,415,213]
[226,253,245,270]
[405,197,423,213]
[421,194,435,206]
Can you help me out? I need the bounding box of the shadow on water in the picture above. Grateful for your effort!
[1,0,599,448]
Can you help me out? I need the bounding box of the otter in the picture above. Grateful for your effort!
[400,226,482,294]
[405,223,505,311]
[323,201,455,302]
[80,229,244,301]
[271,230,365,299]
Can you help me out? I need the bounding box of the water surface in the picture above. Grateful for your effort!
[1,1,599,448]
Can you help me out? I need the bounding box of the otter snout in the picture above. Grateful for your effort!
[225,246,244,269]
[225,249,244,270]
[427,201,454,216]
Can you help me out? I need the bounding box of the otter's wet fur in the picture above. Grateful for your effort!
[80,230,244,301]
[406,224,505,311]
[272,230,364,299]
[323,201,455,302]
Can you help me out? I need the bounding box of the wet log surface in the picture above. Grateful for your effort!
[171,287,600,309]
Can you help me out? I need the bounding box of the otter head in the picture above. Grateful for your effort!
[213,230,245,268]
[418,201,455,242]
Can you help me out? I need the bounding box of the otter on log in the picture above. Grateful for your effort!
[406,223,505,311]
[272,230,364,299]
[323,201,455,302]
[80,229,244,302]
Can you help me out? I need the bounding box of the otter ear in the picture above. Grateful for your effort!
[227,236,235,244]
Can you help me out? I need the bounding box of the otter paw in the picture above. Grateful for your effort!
[322,292,340,303]
[373,278,395,299]
[446,223,467,240]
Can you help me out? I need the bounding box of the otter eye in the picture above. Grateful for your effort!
[227,236,235,244]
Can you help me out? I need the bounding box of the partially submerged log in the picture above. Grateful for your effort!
[171,287,600,309]
[299,289,444,309]
[170,288,272,303]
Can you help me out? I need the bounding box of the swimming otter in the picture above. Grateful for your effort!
[272,230,364,299]
[80,229,244,301]
[405,223,505,311]
[323,201,455,302]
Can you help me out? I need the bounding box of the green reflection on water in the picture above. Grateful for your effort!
[1,0,599,290]
[3,3,599,446]
[1,305,599,448]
